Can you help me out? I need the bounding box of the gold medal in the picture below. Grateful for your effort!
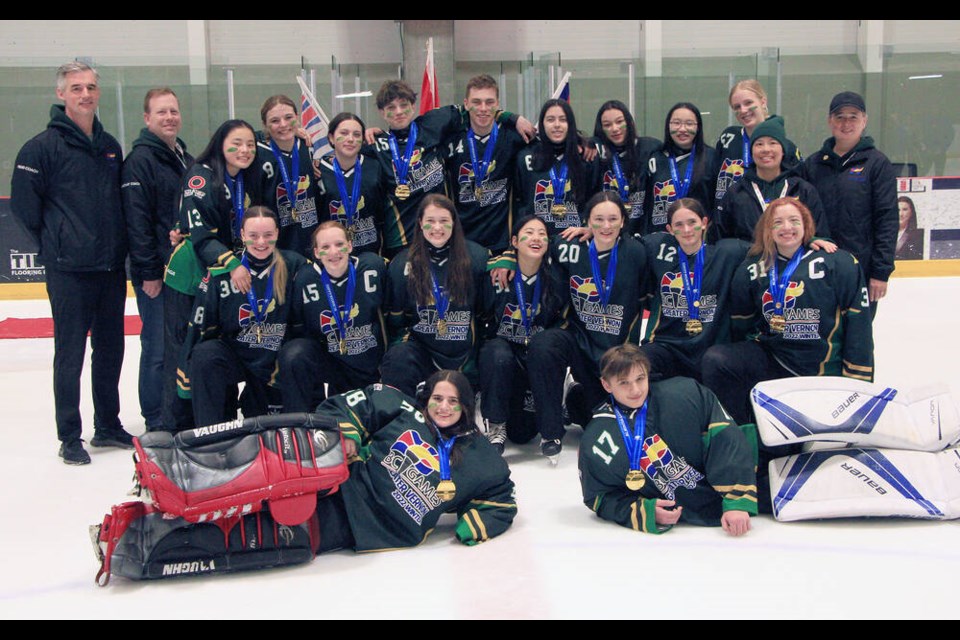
[693,300,700,308]
[436,479,456,502]
[685,319,703,335]
[475,186,483,202]
[339,338,347,356]
[623,203,632,213]
[524,335,530,347]
[769,314,786,333]
[256,324,263,343]
[395,183,411,200]
[437,319,448,336]
[551,203,567,215]
[625,469,645,491]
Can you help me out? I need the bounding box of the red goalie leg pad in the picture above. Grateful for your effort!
[133,413,349,525]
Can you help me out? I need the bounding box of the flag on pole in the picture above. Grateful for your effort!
[295,75,333,161]
[419,37,439,115]
[551,71,571,102]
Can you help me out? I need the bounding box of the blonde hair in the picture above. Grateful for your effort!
[729,80,769,117]
[243,206,289,305]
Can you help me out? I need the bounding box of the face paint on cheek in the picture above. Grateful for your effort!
[268,240,277,246]
[316,250,328,257]
[339,246,349,253]
[422,223,432,231]
[694,225,702,231]
[244,240,255,246]
[791,220,802,227]
[335,136,345,143]
[591,223,602,229]
[227,147,238,153]
[442,224,452,231]
[519,235,529,243]
[428,402,439,410]
[450,403,461,413]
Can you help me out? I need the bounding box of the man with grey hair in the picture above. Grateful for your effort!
[11,61,132,465]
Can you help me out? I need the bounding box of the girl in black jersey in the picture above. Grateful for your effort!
[515,99,601,238]
[188,206,305,427]
[646,103,718,233]
[278,221,388,413]
[527,191,648,462]
[381,194,490,398]
[478,215,566,453]
[593,100,661,236]
[253,95,320,256]
[317,112,387,255]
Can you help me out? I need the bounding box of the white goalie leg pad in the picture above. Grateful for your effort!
[769,446,960,522]
[751,377,960,451]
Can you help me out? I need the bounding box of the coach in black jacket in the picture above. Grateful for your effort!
[805,91,897,317]
[11,62,132,465]
[122,88,192,433]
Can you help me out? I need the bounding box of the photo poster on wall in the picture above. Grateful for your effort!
[896,176,960,262]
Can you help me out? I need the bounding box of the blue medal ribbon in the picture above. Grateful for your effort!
[269,139,301,214]
[436,431,458,482]
[610,152,630,203]
[388,122,418,188]
[588,239,619,313]
[332,157,363,229]
[677,243,705,321]
[612,399,649,473]
[668,148,696,200]
[549,160,569,208]
[514,271,542,343]
[226,172,246,240]
[240,253,275,327]
[466,125,499,196]
[742,128,751,168]
[317,259,356,348]
[769,247,805,322]
[429,267,450,325]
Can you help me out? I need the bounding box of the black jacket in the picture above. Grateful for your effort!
[122,128,192,284]
[715,165,829,243]
[804,136,898,282]
[11,105,126,272]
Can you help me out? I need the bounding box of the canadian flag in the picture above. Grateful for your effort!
[419,37,439,115]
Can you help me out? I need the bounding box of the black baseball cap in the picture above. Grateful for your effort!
[829,91,866,114]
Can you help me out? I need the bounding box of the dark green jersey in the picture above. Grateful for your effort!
[367,106,465,251]
[251,139,320,257]
[552,235,648,368]
[320,383,517,551]
[514,144,602,236]
[729,248,874,380]
[598,137,661,237]
[385,241,491,366]
[482,259,567,344]
[178,163,251,275]
[193,250,307,384]
[645,147,719,233]
[641,234,749,369]
[444,124,528,252]
[317,154,387,255]
[579,377,758,534]
[289,252,387,382]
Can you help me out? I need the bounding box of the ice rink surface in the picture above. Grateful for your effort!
[0,277,956,619]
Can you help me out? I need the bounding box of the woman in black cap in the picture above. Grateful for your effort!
[804,91,898,317]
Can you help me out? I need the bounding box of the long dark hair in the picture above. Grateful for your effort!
[533,99,588,204]
[407,194,473,307]
[417,369,478,465]
[898,196,918,233]
[594,100,642,192]
[510,214,560,316]
[662,102,709,187]
[192,119,258,198]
